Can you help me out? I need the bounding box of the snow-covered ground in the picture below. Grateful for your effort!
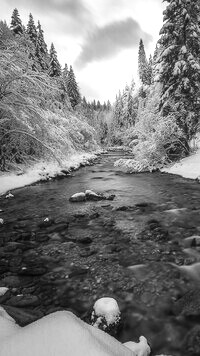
[162,148,200,179]
[0,152,99,196]
[0,309,151,356]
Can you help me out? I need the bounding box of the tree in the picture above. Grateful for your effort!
[49,43,61,77]
[158,0,200,143]
[36,21,49,71]
[27,13,37,47]
[10,8,23,35]
[67,65,81,109]
[138,39,151,85]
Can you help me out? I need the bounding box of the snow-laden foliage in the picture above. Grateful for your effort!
[115,84,184,172]
[157,0,200,141]
[109,82,138,145]
[138,39,152,85]
[0,21,98,170]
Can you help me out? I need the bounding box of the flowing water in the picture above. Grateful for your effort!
[1,150,200,356]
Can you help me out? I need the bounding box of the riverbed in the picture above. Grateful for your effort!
[1,150,200,356]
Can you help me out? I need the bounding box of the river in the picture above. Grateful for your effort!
[1,150,200,356]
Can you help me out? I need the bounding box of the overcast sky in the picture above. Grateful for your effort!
[1,0,166,103]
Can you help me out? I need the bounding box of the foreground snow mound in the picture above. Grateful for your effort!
[0,306,20,342]
[1,311,135,356]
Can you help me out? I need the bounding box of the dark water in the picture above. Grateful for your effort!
[1,150,200,356]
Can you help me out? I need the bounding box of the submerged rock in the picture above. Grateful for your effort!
[173,288,200,316]
[183,325,200,356]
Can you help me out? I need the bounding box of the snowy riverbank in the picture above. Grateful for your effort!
[0,152,99,196]
[162,148,200,180]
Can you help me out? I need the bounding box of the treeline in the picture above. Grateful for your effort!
[111,0,200,172]
[0,9,97,171]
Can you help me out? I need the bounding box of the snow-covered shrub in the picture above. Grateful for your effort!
[115,84,184,172]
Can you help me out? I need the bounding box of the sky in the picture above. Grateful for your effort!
[1,0,166,103]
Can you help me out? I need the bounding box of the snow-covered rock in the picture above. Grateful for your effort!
[0,287,9,296]
[85,190,102,201]
[0,311,134,356]
[69,192,86,202]
[5,192,14,199]
[124,337,151,356]
[92,298,121,329]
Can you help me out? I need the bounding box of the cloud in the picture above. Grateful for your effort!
[8,0,93,34]
[75,17,152,68]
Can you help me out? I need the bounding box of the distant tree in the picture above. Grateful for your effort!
[0,21,13,48]
[158,0,200,143]
[106,100,111,111]
[67,65,81,109]
[27,13,37,47]
[96,100,101,110]
[138,39,151,85]
[36,21,49,71]
[10,8,23,35]
[49,43,61,77]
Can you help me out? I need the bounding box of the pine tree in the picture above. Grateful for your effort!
[49,43,61,77]
[158,0,200,141]
[138,39,151,85]
[67,65,81,109]
[10,8,23,35]
[36,21,49,71]
[27,13,37,47]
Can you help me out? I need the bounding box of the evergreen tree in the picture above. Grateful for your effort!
[107,100,111,111]
[10,8,23,35]
[138,39,151,85]
[158,0,200,141]
[49,43,61,77]
[67,65,81,109]
[27,13,37,47]
[36,21,49,71]
[96,100,101,110]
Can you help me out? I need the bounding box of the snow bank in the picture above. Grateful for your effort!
[1,311,135,356]
[0,152,98,196]
[162,148,200,179]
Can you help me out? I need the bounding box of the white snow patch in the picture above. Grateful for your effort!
[0,152,98,196]
[162,148,200,179]
[5,192,14,199]
[0,311,134,356]
[92,298,120,327]
[0,287,8,296]
[124,336,150,356]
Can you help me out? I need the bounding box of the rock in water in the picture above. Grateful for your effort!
[5,192,14,199]
[85,190,102,201]
[91,297,121,334]
[69,192,86,202]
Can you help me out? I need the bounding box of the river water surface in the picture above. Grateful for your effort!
[1,151,200,356]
